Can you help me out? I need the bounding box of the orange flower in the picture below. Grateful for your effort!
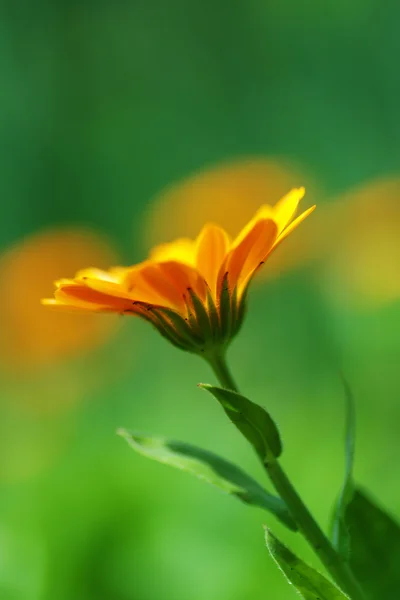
[0,228,119,372]
[43,189,315,356]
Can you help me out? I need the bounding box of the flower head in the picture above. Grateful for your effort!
[43,189,314,357]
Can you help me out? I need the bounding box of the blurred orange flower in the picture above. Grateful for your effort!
[43,189,315,356]
[0,228,119,373]
[142,158,320,278]
[323,177,400,307]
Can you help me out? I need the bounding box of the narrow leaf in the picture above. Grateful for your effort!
[331,377,356,559]
[118,429,296,530]
[265,529,349,599]
[345,488,400,600]
[199,384,282,459]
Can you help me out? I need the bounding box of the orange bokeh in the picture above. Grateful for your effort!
[142,158,321,280]
[0,228,120,373]
[324,177,400,307]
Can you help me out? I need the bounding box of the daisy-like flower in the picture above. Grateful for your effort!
[42,188,314,358]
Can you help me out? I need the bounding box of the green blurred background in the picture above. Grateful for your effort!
[1,1,400,599]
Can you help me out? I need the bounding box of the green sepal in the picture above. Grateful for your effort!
[152,306,203,349]
[182,293,202,336]
[205,288,221,342]
[235,292,248,334]
[234,262,261,334]
[144,308,194,352]
[344,488,400,600]
[229,286,241,338]
[331,377,356,560]
[199,384,282,460]
[118,429,297,531]
[187,287,213,342]
[219,271,232,342]
[265,528,349,599]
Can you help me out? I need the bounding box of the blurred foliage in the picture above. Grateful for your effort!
[344,489,400,600]
[1,1,400,599]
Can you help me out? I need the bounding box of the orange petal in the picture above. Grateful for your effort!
[41,298,109,313]
[219,218,277,291]
[122,261,162,300]
[272,205,316,250]
[54,278,77,288]
[131,263,187,310]
[55,284,133,312]
[75,267,123,283]
[237,219,278,293]
[158,261,208,304]
[230,204,274,249]
[195,224,230,296]
[273,187,305,233]
[150,238,196,265]
[81,278,135,300]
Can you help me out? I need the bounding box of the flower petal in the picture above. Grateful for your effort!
[129,263,187,310]
[231,205,274,249]
[273,187,305,234]
[75,267,125,283]
[41,298,107,313]
[80,278,135,300]
[160,261,207,300]
[242,206,316,292]
[272,205,316,250]
[237,219,278,294]
[219,219,277,292]
[125,260,207,312]
[195,224,230,295]
[150,238,196,265]
[54,283,134,312]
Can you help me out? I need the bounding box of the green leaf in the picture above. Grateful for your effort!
[344,488,400,600]
[118,429,296,530]
[265,529,349,599]
[199,384,282,459]
[331,377,356,560]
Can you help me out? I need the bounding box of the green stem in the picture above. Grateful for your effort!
[208,351,366,600]
[207,351,238,391]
